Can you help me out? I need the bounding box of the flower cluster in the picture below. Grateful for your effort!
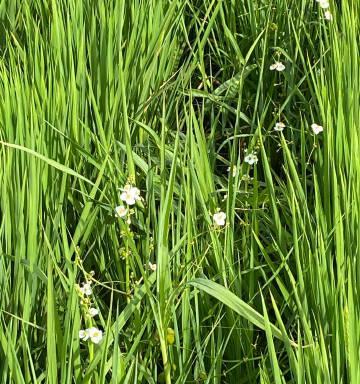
[316,0,332,20]
[120,184,141,206]
[115,183,142,224]
[268,56,325,136]
[79,281,92,296]
[76,279,103,344]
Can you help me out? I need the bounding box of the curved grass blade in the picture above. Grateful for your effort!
[188,278,297,347]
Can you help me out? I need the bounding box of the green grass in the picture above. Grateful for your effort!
[0,0,359,383]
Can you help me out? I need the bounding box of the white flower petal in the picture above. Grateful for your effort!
[79,330,88,340]
[277,64,285,71]
[87,327,103,344]
[270,63,277,70]
[115,205,128,218]
[89,308,99,317]
[122,184,132,192]
[244,153,258,165]
[120,192,135,205]
[213,211,226,226]
[120,185,141,206]
[79,282,92,296]
[148,262,157,271]
[311,123,324,135]
[129,187,141,199]
[324,10,332,20]
[270,62,285,72]
[274,122,286,131]
[319,0,329,9]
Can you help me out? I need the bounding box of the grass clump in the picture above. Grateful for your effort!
[0,0,359,383]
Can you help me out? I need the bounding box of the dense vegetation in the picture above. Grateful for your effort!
[0,0,359,383]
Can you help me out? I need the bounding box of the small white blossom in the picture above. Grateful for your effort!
[213,211,226,227]
[311,123,324,135]
[227,165,237,177]
[244,153,258,165]
[79,282,92,296]
[318,0,329,9]
[324,10,332,20]
[148,262,157,272]
[270,61,285,72]
[89,308,99,317]
[274,122,286,131]
[115,205,128,218]
[79,329,89,340]
[87,327,103,344]
[120,184,141,206]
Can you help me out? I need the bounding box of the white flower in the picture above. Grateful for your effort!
[79,328,103,343]
[115,205,128,218]
[79,282,92,296]
[311,123,324,135]
[274,122,286,131]
[318,0,329,9]
[79,329,89,340]
[148,262,157,272]
[120,184,141,205]
[89,307,99,317]
[270,61,285,72]
[244,153,258,165]
[87,327,103,344]
[213,211,226,227]
[324,10,332,20]
[227,165,237,177]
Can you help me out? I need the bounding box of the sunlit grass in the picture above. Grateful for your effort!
[0,1,359,383]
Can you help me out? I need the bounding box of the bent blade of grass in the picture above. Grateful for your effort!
[261,292,283,384]
[188,278,296,347]
[0,141,95,186]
